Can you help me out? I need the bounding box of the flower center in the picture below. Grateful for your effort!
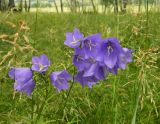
[88,58,96,64]
[71,36,79,45]
[107,43,113,56]
[85,40,96,51]
[39,63,45,71]
[39,63,49,71]
[57,76,65,84]
[76,55,83,62]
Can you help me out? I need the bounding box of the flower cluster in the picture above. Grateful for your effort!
[9,54,71,96]
[64,28,133,88]
[8,28,133,96]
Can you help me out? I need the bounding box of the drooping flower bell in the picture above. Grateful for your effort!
[50,70,72,92]
[83,61,109,80]
[97,38,124,69]
[72,48,91,71]
[117,48,133,69]
[31,54,51,73]
[64,28,84,48]
[75,71,98,88]
[8,68,35,96]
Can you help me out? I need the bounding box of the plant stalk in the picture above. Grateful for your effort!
[62,67,76,121]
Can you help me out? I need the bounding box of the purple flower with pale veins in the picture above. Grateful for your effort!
[73,48,91,71]
[82,33,102,59]
[64,28,84,48]
[63,29,133,88]
[8,68,35,96]
[97,37,124,69]
[32,54,51,73]
[50,70,72,92]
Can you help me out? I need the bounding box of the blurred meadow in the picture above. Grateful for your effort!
[0,0,160,123]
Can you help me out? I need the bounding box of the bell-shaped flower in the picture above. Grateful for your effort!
[83,62,109,80]
[75,71,98,88]
[72,48,91,71]
[97,37,124,69]
[8,68,35,96]
[31,54,51,73]
[50,70,72,92]
[64,28,84,48]
[81,33,102,59]
[117,48,133,69]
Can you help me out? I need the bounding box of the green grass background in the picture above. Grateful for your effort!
[0,12,160,123]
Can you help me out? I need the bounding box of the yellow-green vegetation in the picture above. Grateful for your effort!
[0,12,160,123]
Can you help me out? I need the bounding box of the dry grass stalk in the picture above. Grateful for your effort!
[0,20,37,67]
[135,47,159,116]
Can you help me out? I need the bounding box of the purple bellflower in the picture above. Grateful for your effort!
[64,28,133,88]
[50,70,72,92]
[75,71,98,88]
[97,38,124,69]
[8,68,35,96]
[72,48,91,71]
[107,48,133,74]
[31,54,51,73]
[64,28,84,48]
[73,49,108,80]
[117,48,133,69]
[81,33,102,59]
[83,62,109,80]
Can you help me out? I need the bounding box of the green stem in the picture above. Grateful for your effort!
[63,77,74,110]
[36,73,49,122]
[131,94,140,124]
[41,73,49,98]
[36,101,46,122]
[31,95,34,124]
[45,81,48,98]
[146,0,149,40]
[62,67,76,121]
[116,0,119,38]
[34,0,38,48]
[112,76,117,124]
